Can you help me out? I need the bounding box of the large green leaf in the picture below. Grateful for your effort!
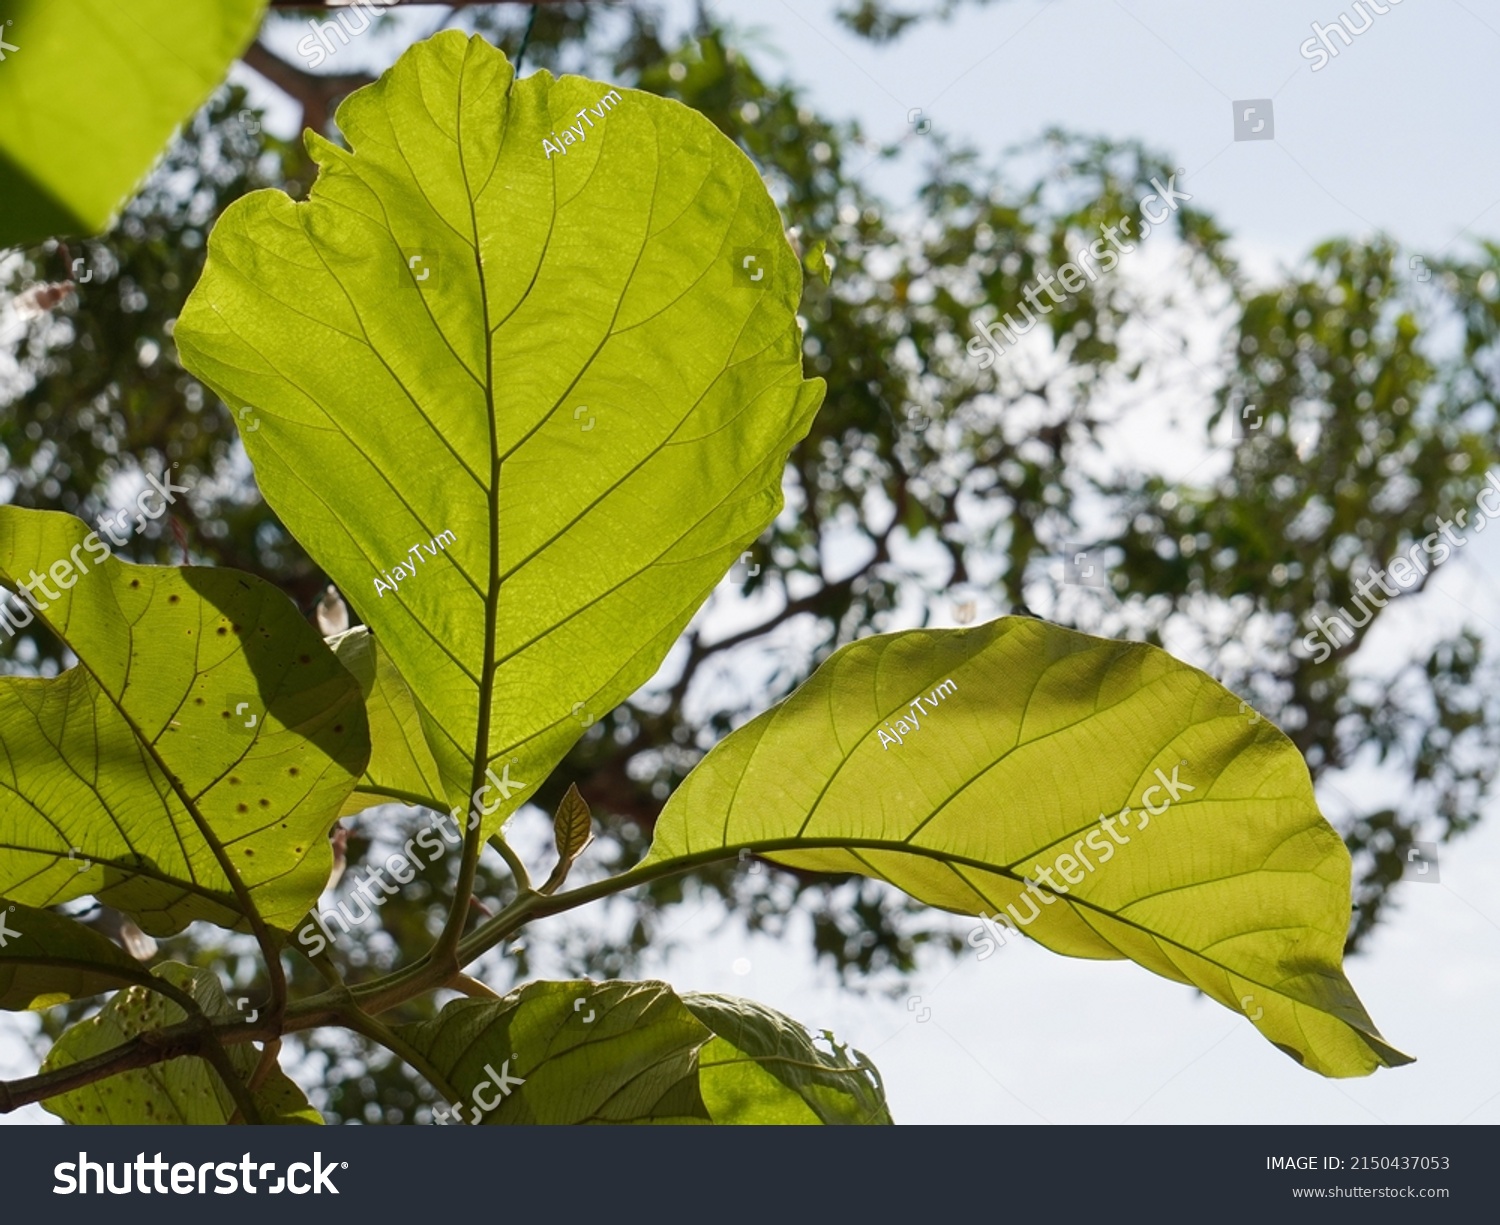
[0,898,149,1011]
[645,617,1412,1079]
[0,0,267,247]
[398,979,890,1124]
[328,627,445,817]
[682,992,891,1124]
[40,962,320,1124]
[403,980,708,1125]
[0,507,368,935]
[176,32,823,833]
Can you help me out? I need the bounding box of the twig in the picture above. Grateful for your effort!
[0,1016,269,1115]
[488,833,533,895]
[515,4,540,70]
[205,1040,264,1126]
[339,1008,464,1106]
[249,1038,284,1093]
[241,40,375,136]
[447,973,502,1000]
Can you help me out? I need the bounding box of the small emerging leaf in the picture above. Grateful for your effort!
[542,784,594,893]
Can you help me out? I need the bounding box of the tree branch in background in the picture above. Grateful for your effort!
[241,40,375,136]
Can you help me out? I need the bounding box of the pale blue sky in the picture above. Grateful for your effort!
[713,0,1500,271]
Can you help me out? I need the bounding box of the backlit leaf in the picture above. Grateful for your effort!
[328,626,445,817]
[399,979,891,1124]
[176,32,823,835]
[683,991,891,1124]
[40,962,319,1124]
[0,507,368,936]
[0,898,147,1011]
[646,617,1411,1079]
[0,0,267,247]
[542,783,594,893]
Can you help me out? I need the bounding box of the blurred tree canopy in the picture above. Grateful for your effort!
[3,0,1496,1122]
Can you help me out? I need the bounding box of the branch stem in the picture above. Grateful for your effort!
[205,1039,264,1126]
[339,1008,463,1107]
[488,832,532,894]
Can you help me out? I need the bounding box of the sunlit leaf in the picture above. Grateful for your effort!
[398,979,891,1124]
[176,32,823,834]
[40,962,319,1124]
[0,507,368,936]
[646,617,1411,1079]
[0,0,267,247]
[683,991,890,1124]
[328,626,445,817]
[402,979,709,1125]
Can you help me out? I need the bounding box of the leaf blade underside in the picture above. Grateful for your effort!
[645,617,1411,1079]
[176,32,824,834]
[0,507,368,936]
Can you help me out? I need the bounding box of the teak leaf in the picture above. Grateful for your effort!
[176,32,824,835]
[328,627,446,817]
[645,617,1411,1079]
[398,979,890,1125]
[0,0,267,246]
[40,962,319,1125]
[682,992,891,1125]
[0,507,369,936]
[0,899,149,1012]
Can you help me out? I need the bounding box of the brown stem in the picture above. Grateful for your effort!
[249,1038,284,1093]
[670,542,891,704]
[240,40,375,137]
